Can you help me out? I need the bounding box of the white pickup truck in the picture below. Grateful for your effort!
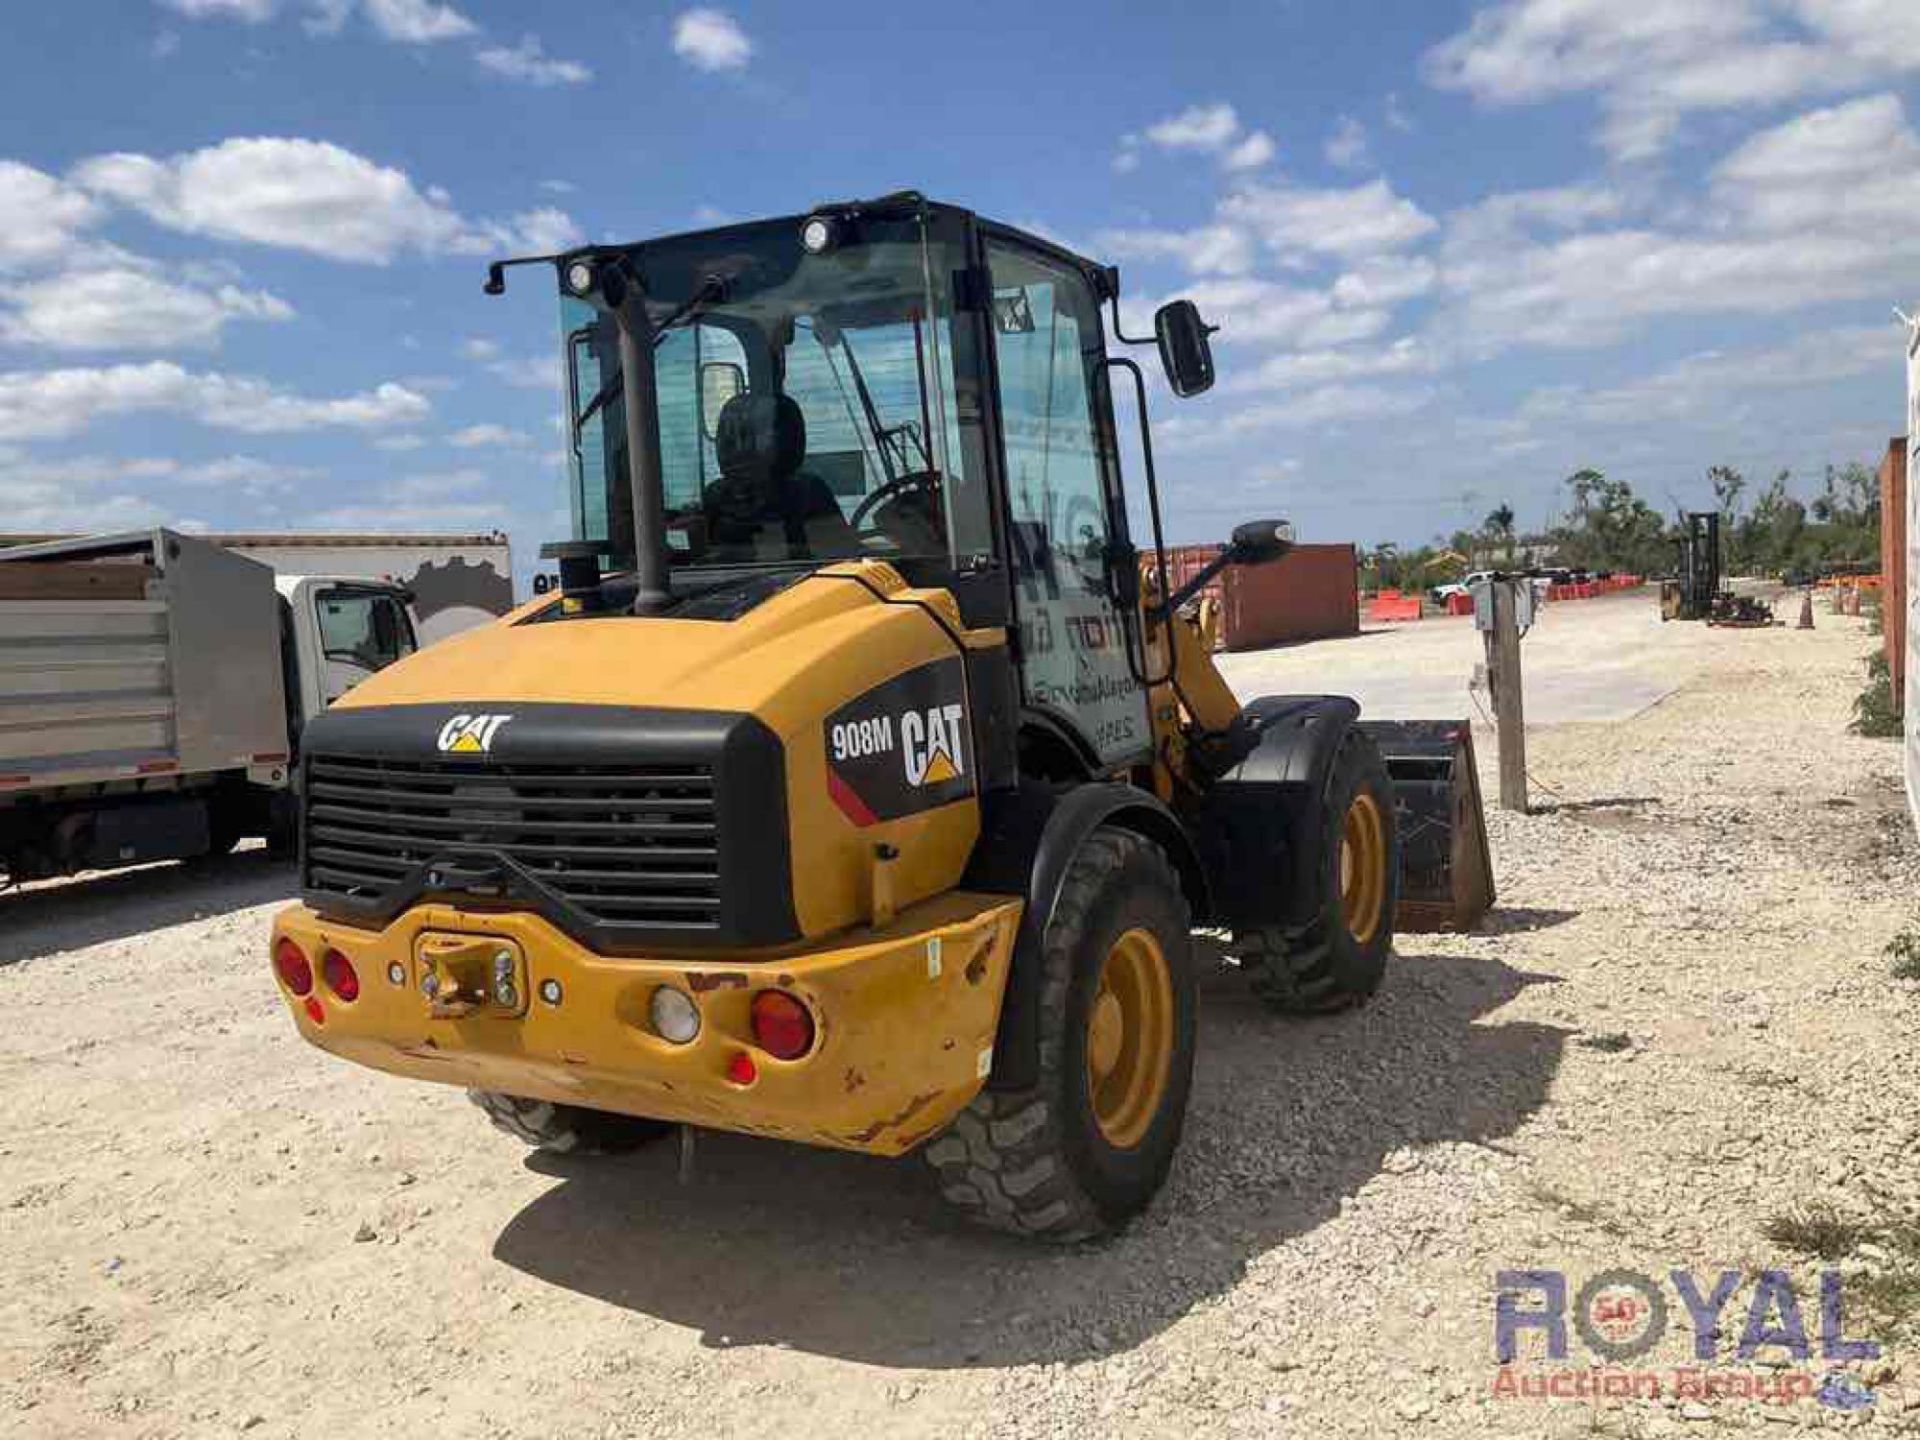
[0,528,431,883]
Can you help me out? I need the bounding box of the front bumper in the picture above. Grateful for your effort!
[269,891,1021,1157]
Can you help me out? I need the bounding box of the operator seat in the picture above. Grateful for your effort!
[707,392,860,561]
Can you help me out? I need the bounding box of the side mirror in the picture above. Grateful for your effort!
[1229,518,1295,564]
[1154,299,1217,397]
[699,362,744,439]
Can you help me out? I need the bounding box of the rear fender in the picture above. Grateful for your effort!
[966,782,1207,1092]
[1192,695,1360,930]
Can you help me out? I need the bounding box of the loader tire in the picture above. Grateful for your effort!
[1237,726,1398,1014]
[468,1091,672,1155]
[923,827,1195,1241]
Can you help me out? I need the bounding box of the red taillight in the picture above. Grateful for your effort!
[274,938,313,996]
[322,949,359,1002]
[725,1050,758,1086]
[304,996,326,1025]
[749,990,815,1060]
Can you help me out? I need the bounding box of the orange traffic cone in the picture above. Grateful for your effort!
[1797,590,1814,630]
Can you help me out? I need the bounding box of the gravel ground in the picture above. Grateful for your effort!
[1,595,1914,1438]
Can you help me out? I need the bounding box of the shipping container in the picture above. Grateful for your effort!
[1881,435,1907,718]
[1152,542,1358,652]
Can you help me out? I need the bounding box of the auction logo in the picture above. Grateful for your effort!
[1493,1267,1880,1411]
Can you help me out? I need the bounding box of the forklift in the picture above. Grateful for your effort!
[1662,511,1722,621]
[1661,511,1770,626]
[268,194,1406,1239]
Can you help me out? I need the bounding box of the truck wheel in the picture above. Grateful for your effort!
[924,827,1195,1241]
[1236,727,1398,1014]
[468,1091,673,1155]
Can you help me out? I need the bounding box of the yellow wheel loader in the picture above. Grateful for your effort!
[268,194,1401,1239]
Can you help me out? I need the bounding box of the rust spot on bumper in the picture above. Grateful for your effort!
[686,971,749,993]
[843,1090,940,1145]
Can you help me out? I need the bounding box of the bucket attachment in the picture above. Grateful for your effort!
[1357,720,1495,933]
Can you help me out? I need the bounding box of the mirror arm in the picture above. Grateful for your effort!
[1151,546,1236,624]
[1106,292,1156,348]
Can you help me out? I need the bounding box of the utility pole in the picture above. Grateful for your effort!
[1480,577,1529,813]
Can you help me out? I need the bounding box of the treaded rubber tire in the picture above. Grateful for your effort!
[468,1091,673,1155]
[1236,725,1399,1014]
[922,827,1195,1241]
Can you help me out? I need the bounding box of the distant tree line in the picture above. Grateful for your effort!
[1357,462,1883,592]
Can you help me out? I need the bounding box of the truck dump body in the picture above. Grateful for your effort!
[0,529,288,795]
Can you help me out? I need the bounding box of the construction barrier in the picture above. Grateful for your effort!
[1368,594,1422,622]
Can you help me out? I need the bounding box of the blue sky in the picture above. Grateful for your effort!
[2,0,1917,578]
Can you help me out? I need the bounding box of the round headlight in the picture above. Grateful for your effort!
[799,215,836,255]
[648,985,701,1045]
[564,260,596,296]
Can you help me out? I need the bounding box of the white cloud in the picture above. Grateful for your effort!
[1221,336,1438,396]
[1325,116,1371,170]
[0,449,317,529]
[1161,383,1435,447]
[476,35,592,86]
[1098,225,1257,277]
[355,0,473,43]
[161,0,476,41]
[1330,255,1438,308]
[1147,103,1241,151]
[0,266,293,351]
[478,206,583,255]
[0,163,102,271]
[1424,0,1920,159]
[170,453,323,490]
[1222,131,1277,172]
[310,467,506,528]
[373,433,427,452]
[72,138,582,264]
[1138,277,1395,349]
[158,0,275,18]
[1221,179,1438,259]
[1135,102,1275,172]
[480,353,559,390]
[448,423,528,448]
[0,362,430,441]
[539,179,575,195]
[672,9,751,72]
[1385,92,1415,133]
[460,336,501,361]
[1511,324,1895,432]
[1435,95,1920,350]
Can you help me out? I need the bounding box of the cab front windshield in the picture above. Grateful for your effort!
[563,212,990,578]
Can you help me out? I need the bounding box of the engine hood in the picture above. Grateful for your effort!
[332,562,967,746]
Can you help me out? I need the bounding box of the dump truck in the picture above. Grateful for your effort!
[1,530,515,645]
[0,529,421,883]
[267,194,1413,1238]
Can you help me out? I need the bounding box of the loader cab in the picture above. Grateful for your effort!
[545,195,1214,784]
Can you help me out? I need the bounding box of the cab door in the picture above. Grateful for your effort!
[984,236,1151,769]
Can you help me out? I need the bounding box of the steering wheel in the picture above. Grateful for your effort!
[849,470,942,534]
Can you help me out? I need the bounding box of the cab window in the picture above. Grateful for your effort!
[315,589,416,673]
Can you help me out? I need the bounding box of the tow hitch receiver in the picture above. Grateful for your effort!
[416,933,529,1019]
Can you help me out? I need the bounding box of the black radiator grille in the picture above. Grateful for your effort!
[303,755,722,928]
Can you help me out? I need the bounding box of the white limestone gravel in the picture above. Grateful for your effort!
[0,594,1912,1438]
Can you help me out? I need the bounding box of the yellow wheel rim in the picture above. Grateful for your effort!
[1340,791,1388,945]
[1086,927,1175,1150]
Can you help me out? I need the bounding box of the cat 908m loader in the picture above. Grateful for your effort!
[268,193,1402,1238]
